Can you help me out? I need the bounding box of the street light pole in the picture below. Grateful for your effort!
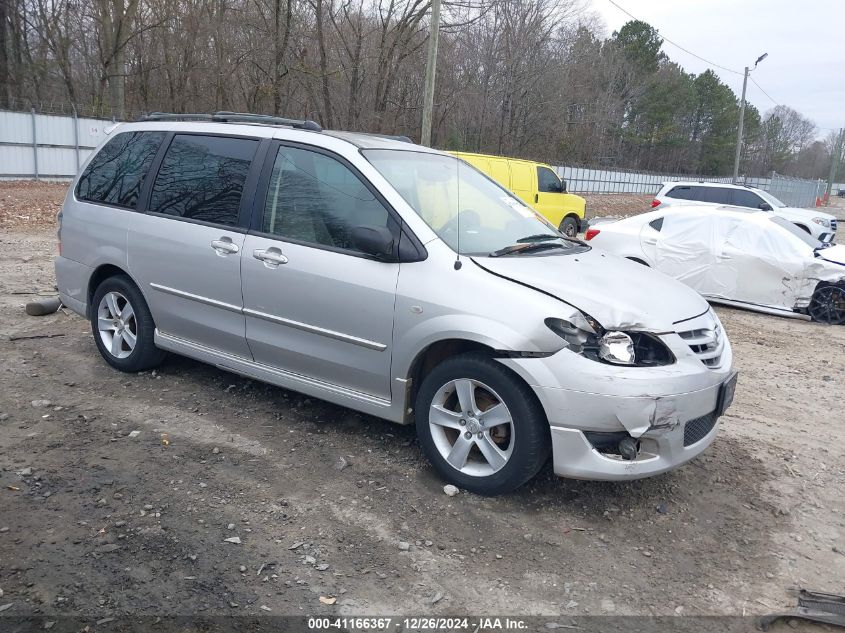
[420,0,442,147]
[732,53,767,184]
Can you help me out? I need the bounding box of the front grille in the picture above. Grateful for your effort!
[676,311,725,369]
[683,412,718,446]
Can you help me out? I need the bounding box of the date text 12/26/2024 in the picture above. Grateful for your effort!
[308,617,529,630]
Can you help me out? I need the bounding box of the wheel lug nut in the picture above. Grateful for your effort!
[464,432,472,439]
[477,432,483,439]
[459,419,466,426]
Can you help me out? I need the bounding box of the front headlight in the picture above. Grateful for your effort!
[599,331,635,365]
[812,217,831,227]
[545,315,674,367]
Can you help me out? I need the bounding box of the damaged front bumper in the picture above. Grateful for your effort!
[543,382,726,480]
[498,313,735,480]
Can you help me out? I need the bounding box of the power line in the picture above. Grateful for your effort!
[604,0,743,75]
[749,77,779,106]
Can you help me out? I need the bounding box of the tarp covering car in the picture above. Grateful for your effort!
[646,209,845,319]
[589,206,845,324]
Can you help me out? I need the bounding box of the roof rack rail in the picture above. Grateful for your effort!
[357,132,413,144]
[138,111,323,132]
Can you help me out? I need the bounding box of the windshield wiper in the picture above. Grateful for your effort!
[516,233,564,243]
[489,242,569,257]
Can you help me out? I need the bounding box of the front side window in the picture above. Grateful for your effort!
[537,166,562,193]
[76,131,165,209]
[148,134,258,226]
[364,150,586,256]
[262,145,391,252]
[730,189,764,209]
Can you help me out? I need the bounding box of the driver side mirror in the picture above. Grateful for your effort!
[351,225,396,260]
[759,202,773,211]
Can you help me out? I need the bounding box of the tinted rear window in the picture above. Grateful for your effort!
[76,131,165,209]
[148,134,259,226]
[666,186,693,200]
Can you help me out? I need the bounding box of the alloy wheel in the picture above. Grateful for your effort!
[96,291,138,358]
[809,286,845,325]
[428,378,515,477]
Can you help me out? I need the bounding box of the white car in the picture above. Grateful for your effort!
[652,181,837,242]
[586,205,845,324]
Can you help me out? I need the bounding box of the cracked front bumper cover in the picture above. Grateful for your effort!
[536,381,724,480]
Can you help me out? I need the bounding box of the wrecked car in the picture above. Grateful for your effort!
[55,113,736,495]
[586,205,845,324]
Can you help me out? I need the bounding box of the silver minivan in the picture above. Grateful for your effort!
[55,112,737,495]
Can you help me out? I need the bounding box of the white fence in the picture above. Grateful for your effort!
[554,165,827,209]
[0,109,111,180]
[0,108,838,206]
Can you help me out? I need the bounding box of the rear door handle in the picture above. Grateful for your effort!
[253,248,288,267]
[211,238,239,255]
[643,238,657,245]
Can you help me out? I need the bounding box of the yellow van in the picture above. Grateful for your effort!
[448,151,586,237]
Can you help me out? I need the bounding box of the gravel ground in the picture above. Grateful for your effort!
[0,183,844,629]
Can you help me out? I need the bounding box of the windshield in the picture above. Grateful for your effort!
[756,189,787,208]
[770,216,821,248]
[364,149,585,256]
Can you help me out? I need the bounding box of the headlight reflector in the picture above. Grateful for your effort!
[545,314,674,367]
[812,217,831,227]
[598,331,635,365]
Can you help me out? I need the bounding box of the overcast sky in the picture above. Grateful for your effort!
[589,0,844,139]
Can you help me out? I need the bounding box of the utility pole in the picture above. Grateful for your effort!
[732,67,749,184]
[824,128,844,203]
[732,53,768,184]
[420,0,441,147]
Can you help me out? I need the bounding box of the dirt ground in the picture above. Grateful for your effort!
[1,182,844,630]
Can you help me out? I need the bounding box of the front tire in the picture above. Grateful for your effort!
[808,284,845,325]
[91,275,166,372]
[559,216,579,238]
[415,353,550,495]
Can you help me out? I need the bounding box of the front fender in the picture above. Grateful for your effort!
[392,312,564,381]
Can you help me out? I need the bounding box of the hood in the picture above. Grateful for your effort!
[817,244,845,266]
[779,206,836,221]
[473,247,710,332]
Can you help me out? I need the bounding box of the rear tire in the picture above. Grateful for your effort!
[91,275,166,372]
[559,216,579,238]
[415,353,550,496]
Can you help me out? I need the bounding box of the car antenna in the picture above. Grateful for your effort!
[454,155,462,270]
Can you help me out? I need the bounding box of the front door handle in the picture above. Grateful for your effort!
[534,193,539,203]
[211,238,239,255]
[253,248,288,267]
